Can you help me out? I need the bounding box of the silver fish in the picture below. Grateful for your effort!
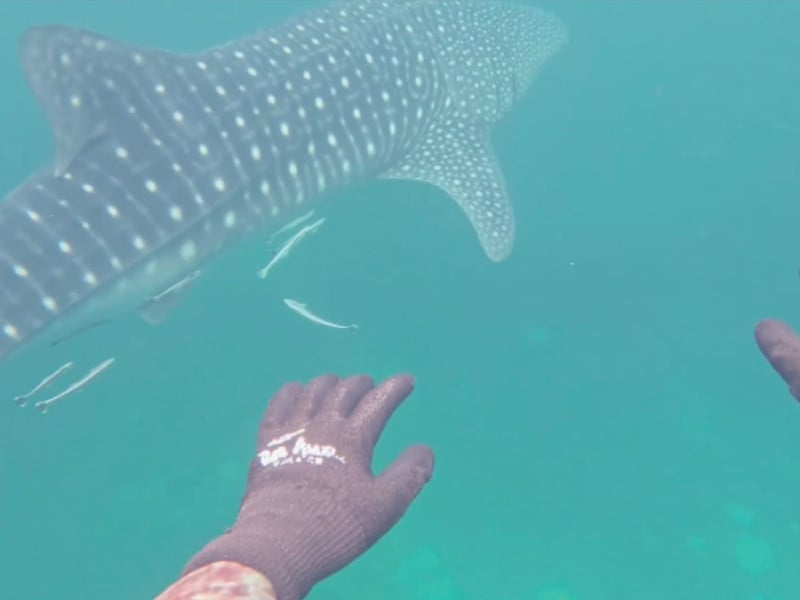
[283,298,359,331]
[267,210,317,246]
[257,218,325,279]
[14,361,74,407]
[34,358,115,414]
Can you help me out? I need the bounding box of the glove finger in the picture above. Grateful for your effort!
[322,375,374,417]
[373,444,435,533]
[260,381,304,436]
[292,373,340,422]
[756,319,800,401]
[350,374,415,454]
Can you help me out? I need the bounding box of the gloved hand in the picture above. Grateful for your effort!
[755,319,800,402]
[182,374,435,600]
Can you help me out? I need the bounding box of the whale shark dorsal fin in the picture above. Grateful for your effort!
[19,26,148,176]
[382,122,515,262]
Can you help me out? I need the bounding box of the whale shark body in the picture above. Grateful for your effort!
[0,0,567,360]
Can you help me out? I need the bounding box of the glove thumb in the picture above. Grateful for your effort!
[372,444,435,533]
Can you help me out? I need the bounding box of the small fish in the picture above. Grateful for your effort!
[257,218,326,279]
[150,270,201,303]
[34,357,115,414]
[14,361,74,407]
[138,270,202,325]
[283,298,359,331]
[267,210,316,245]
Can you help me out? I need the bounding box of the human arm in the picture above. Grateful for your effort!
[153,373,434,600]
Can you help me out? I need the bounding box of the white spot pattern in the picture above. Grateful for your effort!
[0,0,568,359]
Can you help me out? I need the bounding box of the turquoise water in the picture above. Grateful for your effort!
[1,1,799,598]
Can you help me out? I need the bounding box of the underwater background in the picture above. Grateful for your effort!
[0,1,799,598]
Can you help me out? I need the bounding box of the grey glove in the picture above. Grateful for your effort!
[756,319,800,402]
[182,374,435,600]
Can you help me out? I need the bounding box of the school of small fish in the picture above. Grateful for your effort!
[259,213,360,330]
[12,211,357,413]
[14,358,115,414]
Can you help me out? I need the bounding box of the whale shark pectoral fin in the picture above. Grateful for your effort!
[382,122,515,262]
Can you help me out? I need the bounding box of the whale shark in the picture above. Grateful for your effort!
[0,0,568,360]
